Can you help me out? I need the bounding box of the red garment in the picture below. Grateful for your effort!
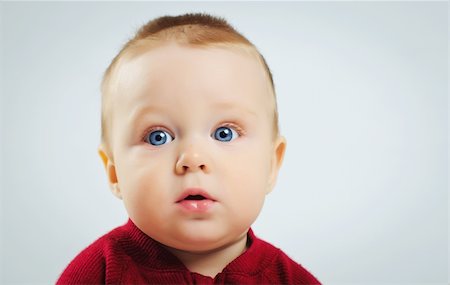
[57,219,320,284]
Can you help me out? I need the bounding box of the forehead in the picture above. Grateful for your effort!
[112,43,273,115]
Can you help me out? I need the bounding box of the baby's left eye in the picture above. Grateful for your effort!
[213,126,239,142]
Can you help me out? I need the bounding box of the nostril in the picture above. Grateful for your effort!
[182,165,205,171]
[176,160,209,174]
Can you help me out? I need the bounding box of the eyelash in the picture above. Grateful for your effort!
[140,122,246,142]
[219,122,246,137]
[140,126,172,142]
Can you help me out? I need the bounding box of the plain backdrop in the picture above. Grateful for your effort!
[0,1,448,284]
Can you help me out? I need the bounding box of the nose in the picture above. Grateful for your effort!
[175,145,210,175]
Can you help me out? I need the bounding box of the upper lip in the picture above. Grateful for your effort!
[176,188,217,203]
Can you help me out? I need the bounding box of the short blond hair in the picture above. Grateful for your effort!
[100,13,278,157]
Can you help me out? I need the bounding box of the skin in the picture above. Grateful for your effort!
[98,42,286,277]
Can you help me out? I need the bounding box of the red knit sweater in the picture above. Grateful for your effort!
[57,220,320,284]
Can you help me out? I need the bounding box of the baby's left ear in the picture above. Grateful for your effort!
[267,136,287,194]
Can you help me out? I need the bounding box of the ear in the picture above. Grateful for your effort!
[267,136,287,194]
[98,145,122,199]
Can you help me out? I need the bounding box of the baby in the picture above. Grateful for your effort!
[57,13,320,284]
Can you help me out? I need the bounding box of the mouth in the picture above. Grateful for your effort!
[176,188,217,203]
[176,188,217,212]
[184,194,209,200]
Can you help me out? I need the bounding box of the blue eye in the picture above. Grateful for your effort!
[213,126,239,142]
[145,130,173,146]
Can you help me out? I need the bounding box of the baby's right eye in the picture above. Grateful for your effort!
[144,130,174,146]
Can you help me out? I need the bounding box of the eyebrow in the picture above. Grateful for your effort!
[211,101,258,117]
[128,105,166,125]
[128,101,258,125]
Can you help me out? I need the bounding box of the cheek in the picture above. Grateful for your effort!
[222,142,272,212]
[231,142,272,185]
[115,150,174,219]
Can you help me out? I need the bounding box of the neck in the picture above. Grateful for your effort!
[165,232,249,278]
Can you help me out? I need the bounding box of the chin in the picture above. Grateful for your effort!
[173,228,222,247]
[183,230,225,245]
[173,224,248,252]
[175,242,219,253]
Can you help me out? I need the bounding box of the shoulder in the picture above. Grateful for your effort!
[56,223,129,285]
[270,249,321,284]
[254,236,321,284]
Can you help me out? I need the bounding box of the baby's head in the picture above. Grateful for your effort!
[98,13,286,252]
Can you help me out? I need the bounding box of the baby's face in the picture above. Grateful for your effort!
[102,43,285,252]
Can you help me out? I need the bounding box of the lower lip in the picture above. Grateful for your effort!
[177,199,216,212]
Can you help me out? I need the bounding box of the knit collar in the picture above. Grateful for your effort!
[123,219,275,276]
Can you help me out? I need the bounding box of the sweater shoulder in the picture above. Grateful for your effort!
[256,238,321,285]
[56,223,129,285]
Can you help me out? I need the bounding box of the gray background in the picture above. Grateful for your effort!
[0,1,447,284]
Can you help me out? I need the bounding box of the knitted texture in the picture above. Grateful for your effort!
[57,220,321,284]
